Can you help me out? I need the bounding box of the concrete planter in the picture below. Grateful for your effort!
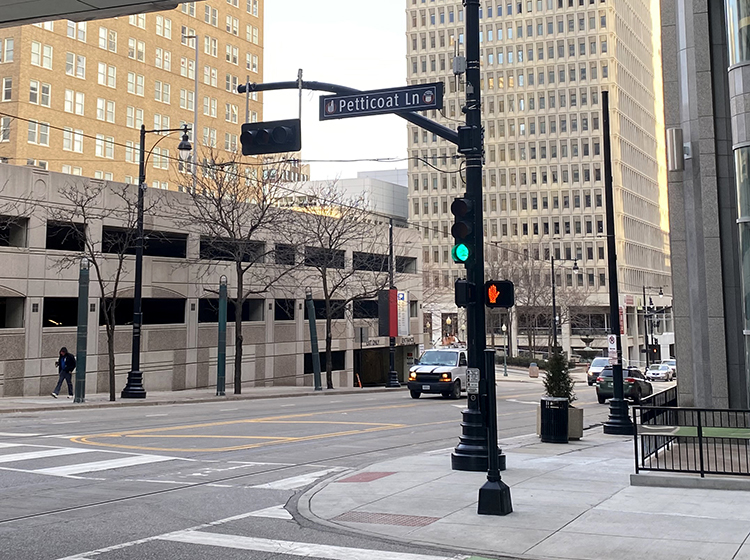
[536,404,584,441]
[568,406,583,440]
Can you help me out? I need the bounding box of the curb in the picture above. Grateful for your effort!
[0,385,409,415]
[295,465,545,560]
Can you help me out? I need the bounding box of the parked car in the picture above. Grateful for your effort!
[661,359,677,378]
[407,348,467,399]
[646,364,673,382]
[587,357,610,386]
[596,366,653,404]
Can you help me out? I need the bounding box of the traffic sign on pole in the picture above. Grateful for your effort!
[319,83,443,120]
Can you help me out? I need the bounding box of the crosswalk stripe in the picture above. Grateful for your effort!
[0,447,94,464]
[0,432,41,437]
[0,442,23,448]
[246,504,293,520]
[250,467,347,490]
[33,454,176,476]
[158,531,467,560]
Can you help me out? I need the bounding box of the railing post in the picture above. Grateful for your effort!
[697,411,705,478]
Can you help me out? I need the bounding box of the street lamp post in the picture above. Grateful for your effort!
[386,217,400,388]
[642,285,663,369]
[121,124,192,399]
[550,256,578,356]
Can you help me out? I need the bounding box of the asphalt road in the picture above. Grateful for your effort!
[0,379,611,560]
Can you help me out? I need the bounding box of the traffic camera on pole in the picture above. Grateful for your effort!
[450,197,474,264]
[240,118,301,156]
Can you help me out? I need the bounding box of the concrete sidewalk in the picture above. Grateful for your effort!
[0,385,408,414]
[300,429,750,560]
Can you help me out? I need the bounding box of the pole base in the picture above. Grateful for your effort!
[603,398,634,435]
[121,370,147,399]
[452,405,506,471]
[478,479,513,516]
[386,370,400,388]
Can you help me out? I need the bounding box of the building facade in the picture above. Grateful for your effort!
[0,166,424,396]
[405,0,672,361]
[661,0,748,408]
[0,0,262,187]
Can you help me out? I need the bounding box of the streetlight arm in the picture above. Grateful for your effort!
[141,127,192,170]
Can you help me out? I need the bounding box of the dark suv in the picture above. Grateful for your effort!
[595,365,653,404]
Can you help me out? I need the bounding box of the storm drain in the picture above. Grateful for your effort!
[332,511,440,527]
[336,472,395,483]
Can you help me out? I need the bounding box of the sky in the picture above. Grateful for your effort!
[263,0,408,181]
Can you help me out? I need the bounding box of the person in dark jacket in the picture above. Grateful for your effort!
[52,347,76,398]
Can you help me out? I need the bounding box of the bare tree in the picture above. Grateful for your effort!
[486,244,590,357]
[290,182,392,389]
[47,180,152,401]
[169,152,297,394]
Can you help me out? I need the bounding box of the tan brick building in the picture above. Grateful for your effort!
[0,0,263,186]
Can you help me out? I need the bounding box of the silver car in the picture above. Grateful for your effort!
[646,364,672,382]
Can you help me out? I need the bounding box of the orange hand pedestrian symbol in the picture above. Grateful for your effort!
[488,283,500,304]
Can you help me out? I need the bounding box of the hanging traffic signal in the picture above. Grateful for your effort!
[451,197,474,264]
[240,118,301,155]
[484,280,515,308]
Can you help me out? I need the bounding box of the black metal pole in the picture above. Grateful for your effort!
[74,258,89,403]
[478,348,512,515]
[386,218,400,387]
[451,0,495,472]
[643,285,649,370]
[217,276,227,396]
[602,91,634,435]
[551,256,558,353]
[306,290,323,391]
[122,124,148,399]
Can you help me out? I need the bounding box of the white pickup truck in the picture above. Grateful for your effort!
[407,347,468,399]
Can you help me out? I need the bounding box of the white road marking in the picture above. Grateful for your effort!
[55,421,81,425]
[145,414,168,417]
[506,398,539,405]
[280,403,296,407]
[158,531,468,560]
[53,507,303,559]
[250,467,348,490]
[0,447,94,464]
[124,479,191,485]
[33,454,176,476]
[227,460,295,466]
[424,447,455,455]
[451,404,465,409]
[329,400,342,403]
[0,442,23,448]
[219,408,238,412]
[245,504,293,520]
[41,435,80,439]
[0,432,41,437]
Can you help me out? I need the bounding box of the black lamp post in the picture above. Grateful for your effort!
[642,285,663,369]
[550,256,578,355]
[121,124,192,399]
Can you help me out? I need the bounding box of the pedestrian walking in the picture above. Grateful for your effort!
[52,347,76,398]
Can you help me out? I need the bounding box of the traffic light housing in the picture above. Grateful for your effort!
[451,197,474,264]
[484,280,515,308]
[240,118,301,156]
[455,279,476,308]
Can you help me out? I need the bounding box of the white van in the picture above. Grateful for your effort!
[407,348,468,399]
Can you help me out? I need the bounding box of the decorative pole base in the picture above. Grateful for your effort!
[603,398,634,435]
[451,406,506,471]
[121,370,147,399]
[478,479,513,516]
[386,370,401,388]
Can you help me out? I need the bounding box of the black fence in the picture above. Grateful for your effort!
[634,398,750,477]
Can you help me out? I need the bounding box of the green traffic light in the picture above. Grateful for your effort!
[452,243,470,263]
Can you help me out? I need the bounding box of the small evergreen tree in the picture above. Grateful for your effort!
[543,352,576,404]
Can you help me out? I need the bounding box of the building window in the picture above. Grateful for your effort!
[98,27,117,52]
[155,81,171,103]
[62,128,84,153]
[67,21,86,41]
[66,52,86,78]
[27,121,49,146]
[127,72,144,96]
[128,38,145,62]
[1,77,10,102]
[0,38,14,62]
[96,98,115,122]
[0,116,10,141]
[204,5,218,26]
[155,15,172,38]
[128,14,146,28]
